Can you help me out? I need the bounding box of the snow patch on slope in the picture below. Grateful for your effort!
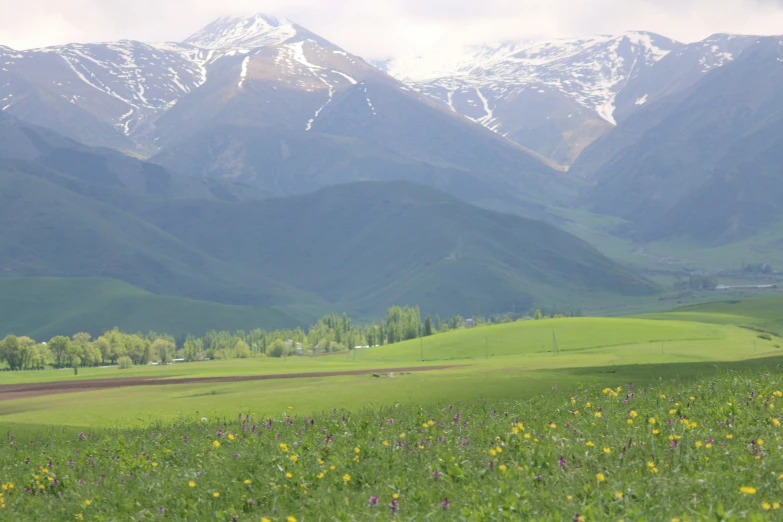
[238,56,250,88]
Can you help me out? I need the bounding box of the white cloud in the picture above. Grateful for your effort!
[0,0,782,60]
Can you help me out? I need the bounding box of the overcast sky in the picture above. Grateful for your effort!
[2,0,783,60]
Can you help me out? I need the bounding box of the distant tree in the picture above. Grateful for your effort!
[0,335,22,370]
[268,339,285,358]
[424,315,433,336]
[48,336,72,367]
[234,339,251,359]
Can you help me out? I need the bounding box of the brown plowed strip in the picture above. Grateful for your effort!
[0,366,459,402]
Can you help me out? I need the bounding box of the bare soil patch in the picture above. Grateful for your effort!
[0,366,458,401]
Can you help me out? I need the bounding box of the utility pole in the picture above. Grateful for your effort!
[420,336,424,362]
[485,338,488,359]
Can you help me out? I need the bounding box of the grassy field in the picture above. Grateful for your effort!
[2,302,783,518]
[641,297,783,336]
[3,369,783,519]
[0,316,778,429]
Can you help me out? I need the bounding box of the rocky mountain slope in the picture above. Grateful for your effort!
[382,33,763,168]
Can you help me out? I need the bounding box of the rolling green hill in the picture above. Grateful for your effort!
[642,296,783,336]
[138,181,658,317]
[0,277,306,340]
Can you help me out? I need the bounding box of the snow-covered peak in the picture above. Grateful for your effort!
[384,31,675,83]
[183,14,297,50]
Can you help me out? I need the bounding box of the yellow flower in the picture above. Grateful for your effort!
[524,433,531,439]
[651,467,659,473]
[648,418,656,425]
[567,495,573,501]
[626,419,633,425]
[517,422,525,429]
[586,441,595,447]
[669,409,677,415]
[75,515,84,521]
[290,455,299,463]
[615,491,623,499]
[212,440,221,448]
[773,418,781,427]
[262,518,272,522]
[188,480,196,488]
[758,439,765,445]
[422,423,429,428]
[660,394,667,399]
[151,462,158,467]
[695,441,703,448]
[595,412,602,418]
[596,473,605,482]
[603,447,611,454]
[549,422,557,429]
[726,434,733,439]
[227,433,235,441]
[774,501,781,509]
[244,479,251,485]
[428,420,435,426]
[489,449,497,456]
[84,500,91,506]
[706,443,712,449]
[512,427,520,434]
[652,429,660,435]
[317,472,325,479]
[279,443,289,452]
[393,493,400,499]
[740,486,757,495]
[342,474,351,483]
[586,402,592,408]
[630,411,638,417]
[212,491,220,498]
[399,433,406,439]
[496,446,503,453]
[689,396,695,401]
[330,465,336,470]
[353,447,361,454]
[287,517,297,522]
[383,440,389,446]
[648,461,655,468]
[499,464,507,471]
[763,502,772,510]
[286,472,293,479]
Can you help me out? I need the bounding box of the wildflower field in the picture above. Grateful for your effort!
[3,370,783,520]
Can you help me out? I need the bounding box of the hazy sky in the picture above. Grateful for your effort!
[2,0,783,60]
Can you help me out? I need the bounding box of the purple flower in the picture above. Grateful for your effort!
[368,495,379,507]
[433,470,442,480]
[453,413,461,424]
[558,456,566,467]
[158,507,165,514]
[488,460,494,468]
[669,440,678,448]
[78,432,85,440]
[389,499,399,514]
[441,498,450,509]
[552,386,558,391]
[247,498,255,506]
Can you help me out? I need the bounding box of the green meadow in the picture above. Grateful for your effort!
[1,309,781,429]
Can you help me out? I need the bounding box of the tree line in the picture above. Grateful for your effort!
[0,305,581,371]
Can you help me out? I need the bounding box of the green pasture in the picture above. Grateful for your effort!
[1,315,780,429]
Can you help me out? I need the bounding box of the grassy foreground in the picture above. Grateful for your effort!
[2,370,783,520]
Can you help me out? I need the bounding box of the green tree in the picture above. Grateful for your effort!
[48,336,71,367]
[0,335,22,370]
[424,315,433,336]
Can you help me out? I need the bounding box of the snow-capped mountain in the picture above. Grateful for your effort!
[380,32,764,167]
[0,14,390,152]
